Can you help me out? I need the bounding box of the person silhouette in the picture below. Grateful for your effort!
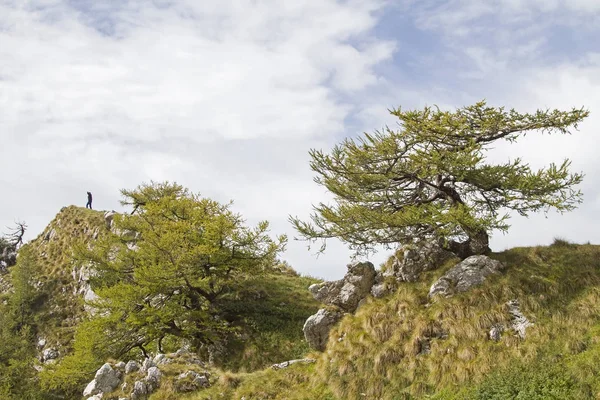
[86,192,93,209]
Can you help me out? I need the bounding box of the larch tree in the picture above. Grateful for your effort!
[76,182,287,358]
[290,101,589,258]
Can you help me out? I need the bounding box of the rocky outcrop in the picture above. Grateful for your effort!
[303,308,344,351]
[309,261,376,312]
[83,351,211,399]
[429,255,506,298]
[384,238,455,282]
[83,363,121,397]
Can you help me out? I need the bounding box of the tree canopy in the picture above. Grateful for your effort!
[290,101,588,258]
[76,182,287,358]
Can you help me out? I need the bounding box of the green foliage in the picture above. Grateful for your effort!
[0,247,44,399]
[290,101,588,256]
[466,361,585,400]
[75,182,287,359]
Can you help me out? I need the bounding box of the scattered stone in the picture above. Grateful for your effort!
[115,361,126,370]
[507,299,533,339]
[489,324,504,341]
[153,353,169,365]
[37,338,47,349]
[130,380,148,400]
[309,261,376,312]
[146,366,162,391]
[140,358,155,373]
[125,360,140,374]
[83,363,121,397]
[303,308,344,351]
[271,358,316,370]
[42,348,59,363]
[174,371,211,392]
[429,255,506,298]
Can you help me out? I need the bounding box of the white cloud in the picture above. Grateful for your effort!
[1,0,599,282]
[0,0,397,280]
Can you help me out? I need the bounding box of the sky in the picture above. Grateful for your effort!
[1,0,599,280]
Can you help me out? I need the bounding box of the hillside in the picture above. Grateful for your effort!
[0,206,322,399]
[2,205,600,399]
[184,241,600,400]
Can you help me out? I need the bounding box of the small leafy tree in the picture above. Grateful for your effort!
[75,182,287,358]
[0,246,44,399]
[290,101,588,258]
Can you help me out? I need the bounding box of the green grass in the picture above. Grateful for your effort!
[180,243,600,400]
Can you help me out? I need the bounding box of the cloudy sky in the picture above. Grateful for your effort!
[1,0,599,280]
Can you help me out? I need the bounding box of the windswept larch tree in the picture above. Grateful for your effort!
[290,101,589,258]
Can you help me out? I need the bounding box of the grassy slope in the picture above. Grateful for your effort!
[25,205,107,349]
[182,241,600,400]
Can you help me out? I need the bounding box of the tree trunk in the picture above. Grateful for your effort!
[448,229,490,259]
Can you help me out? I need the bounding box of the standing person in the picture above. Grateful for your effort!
[86,192,93,209]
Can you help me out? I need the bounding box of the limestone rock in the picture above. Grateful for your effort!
[303,308,344,351]
[145,366,162,391]
[125,360,140,374]
[104,211,117,229]
[507,299,533,339]
[42,347,59,364]
[489,324,504,341]
[309,261,376,312]
[130,380,148,400]
[174,371,211,393]
[140,357,155,373]
[83,363,121,397]
[429,255,506,298]
[389,238,455,282]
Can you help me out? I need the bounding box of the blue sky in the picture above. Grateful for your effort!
[1,0,599,280]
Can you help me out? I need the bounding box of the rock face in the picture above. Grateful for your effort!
[429,255,506,298]
[309,261,376,312]
[386,238,455,282]
[303,308,344,351]
[83,363,121,397]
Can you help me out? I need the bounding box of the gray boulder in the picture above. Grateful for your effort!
[130,380,149,400]
[146,366,162,391]
[125,360,140,374]
[303,308,344,351]
[174,371,211,393]
[429,255,506,298]
[309,261,376,312]
[83,363,121,397]
[387,238,455,282]
[140,357,155,373]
